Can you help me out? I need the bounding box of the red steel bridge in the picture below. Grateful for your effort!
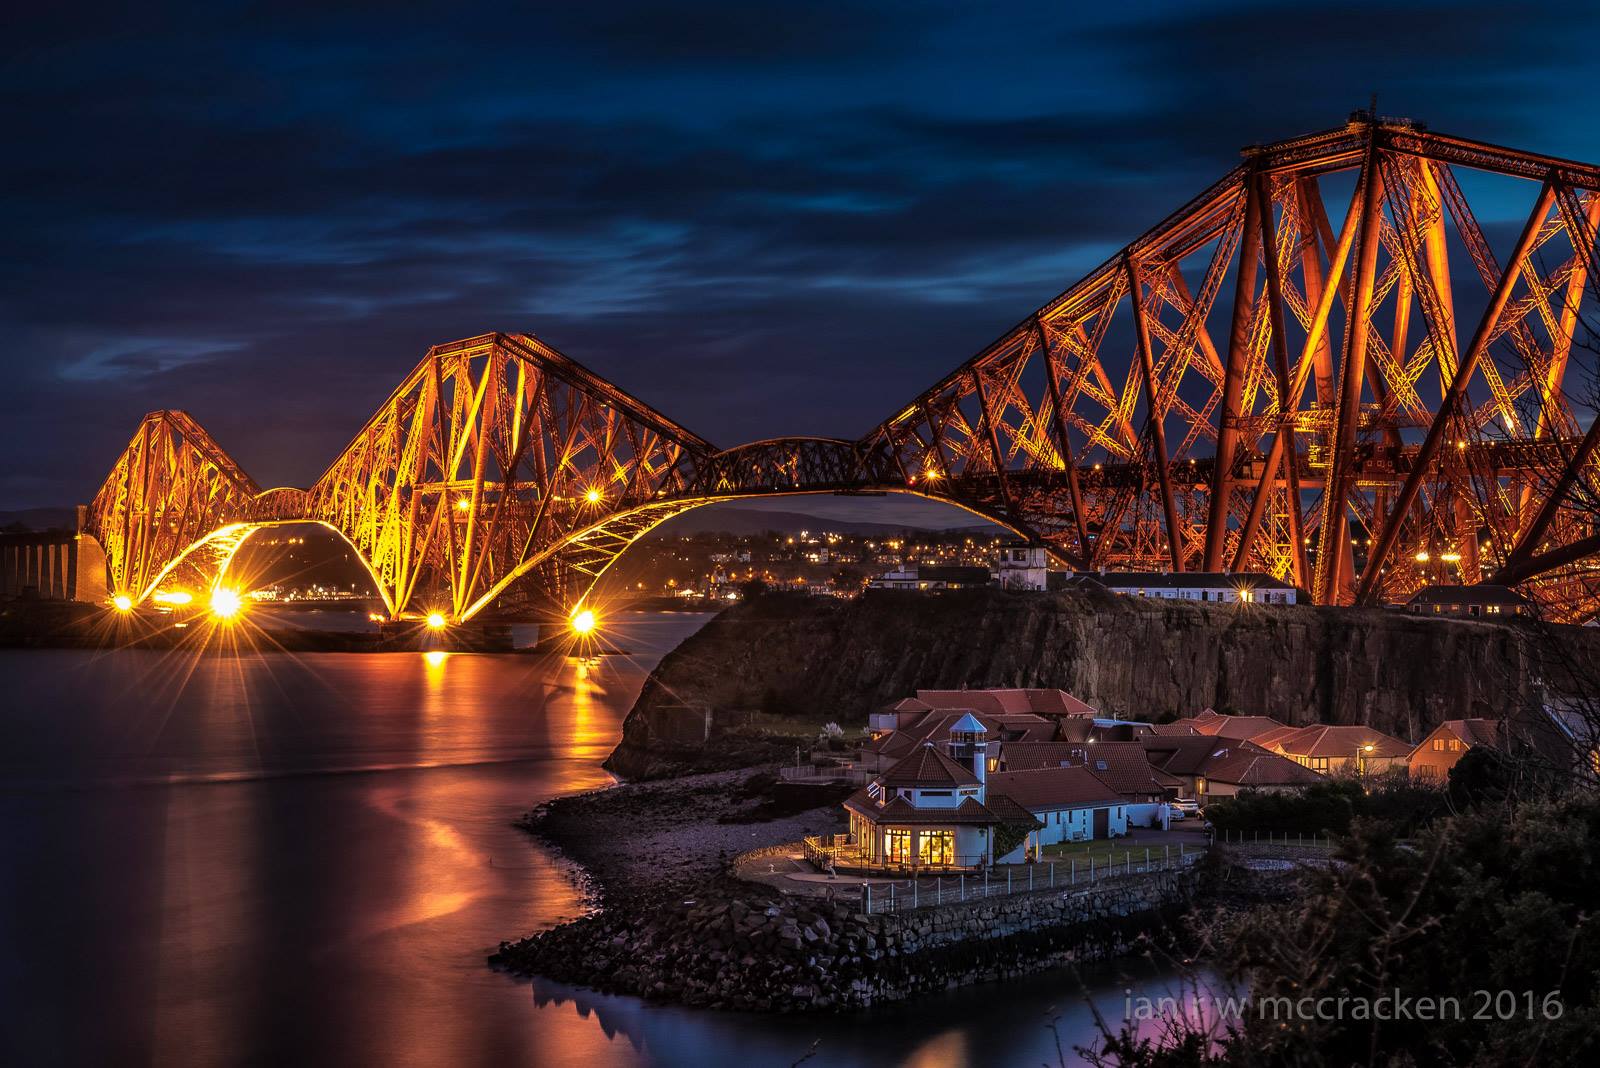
[85,116,1600,623]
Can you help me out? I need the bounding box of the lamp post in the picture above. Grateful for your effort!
[1356,742,1375,778]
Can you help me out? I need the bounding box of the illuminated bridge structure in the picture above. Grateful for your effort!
[86,116,1600,623]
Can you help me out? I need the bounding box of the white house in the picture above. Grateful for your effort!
[841,715,1039,870]
[1082,570,1300,605]
[986,766,1129,856]
[996,541,1050,591]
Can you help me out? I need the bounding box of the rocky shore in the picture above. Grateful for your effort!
[496,762,1215,1013]
[513,766,848,904]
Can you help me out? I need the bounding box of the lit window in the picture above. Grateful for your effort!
[918,830,955,866]
[885,828,912,864]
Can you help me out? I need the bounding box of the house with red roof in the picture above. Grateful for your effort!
[987,766,1130,846]
[1000,740,1174,828]
[1409,719,1505,782]
[1140,735,1324,801]
[1263,724,1412,777]
[834,713,1161,871]
[1170,709,1291,743]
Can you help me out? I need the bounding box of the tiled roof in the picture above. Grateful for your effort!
[1141,735,1230,775]
[1436,719,1504,749]
[915,688,1098,717]
[881,697,931,713]
[1200,746,1324,786]
[1267,724,1412,759]
[878,743,980,787]
[871,709,1056,760]
[1146,722,1201,736]
[1175,711,1289,741]
[982,792,1046,828]
[843,789,1003,825]
[1000,741,1092,771]
[987,766,1125,810]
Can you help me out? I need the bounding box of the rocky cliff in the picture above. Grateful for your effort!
[608,588,1598,778]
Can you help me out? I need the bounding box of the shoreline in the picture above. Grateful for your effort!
[493,765,1232,1013]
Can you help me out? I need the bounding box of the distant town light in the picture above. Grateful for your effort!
[112,594,133,612]
[1414,550,1430,563]
[210,587,242,619]
[426,612,448,629]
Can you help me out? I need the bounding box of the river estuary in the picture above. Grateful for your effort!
[0,611,1193,1066]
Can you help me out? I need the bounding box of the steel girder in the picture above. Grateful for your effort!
[83,118,1600,622]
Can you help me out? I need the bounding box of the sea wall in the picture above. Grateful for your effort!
[609,588,1594,777]
[493,865,1200,1012]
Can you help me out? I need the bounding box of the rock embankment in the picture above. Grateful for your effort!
[518,767,848,903]
[493,867,1200,1012]
[608,588,1595,777]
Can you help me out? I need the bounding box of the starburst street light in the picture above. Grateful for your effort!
[210,587,242,619]
[570,608,596,635]
[112,594,133,612]
[584,487,603,504]
[426,612,448,630]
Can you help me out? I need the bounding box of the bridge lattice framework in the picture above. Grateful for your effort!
[86,117,1600,623]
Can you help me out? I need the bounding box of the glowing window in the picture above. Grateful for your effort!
[918,830,955,866]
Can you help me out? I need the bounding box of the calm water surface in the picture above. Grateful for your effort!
[0,612,1188,1067]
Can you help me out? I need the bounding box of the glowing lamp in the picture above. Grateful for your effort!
[584,488,602,504]
[426,612,448,630]
[570,608,596,635]
[210,588,242,619]
[455,497,470,511]
[112,594,133,612]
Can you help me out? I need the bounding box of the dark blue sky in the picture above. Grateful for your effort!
[7,1,1600,515]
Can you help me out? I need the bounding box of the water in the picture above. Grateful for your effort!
[0,612,1192,1067]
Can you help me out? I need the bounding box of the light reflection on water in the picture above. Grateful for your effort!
[0,611,1198,1067]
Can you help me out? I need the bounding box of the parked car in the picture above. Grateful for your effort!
[1169,798,1199,819]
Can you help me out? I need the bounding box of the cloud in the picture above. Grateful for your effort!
[5,0,1598,506]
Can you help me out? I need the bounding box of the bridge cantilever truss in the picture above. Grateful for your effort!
[85,116,1600,623]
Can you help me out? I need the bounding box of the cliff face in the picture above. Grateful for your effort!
[608,588,1595,778]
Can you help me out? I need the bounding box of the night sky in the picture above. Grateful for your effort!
[8,1,1600,519]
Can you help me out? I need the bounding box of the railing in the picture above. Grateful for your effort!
[854,845,1203,915]
[1215,829,1334,860]
[801,835,988,872]
[780,764,877,785]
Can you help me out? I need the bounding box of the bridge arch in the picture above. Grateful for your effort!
[83,121,1600,622]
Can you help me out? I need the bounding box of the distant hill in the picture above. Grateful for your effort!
[0,507,77,532]
[648,507,998,537]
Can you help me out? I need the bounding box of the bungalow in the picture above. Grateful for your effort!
[987,766,1129,855]
[1405,583,1532,618]
[1409,718,1504,782]
[1000,740,1174,828]
[1170,709,1290,743]
[1141,736,1323,800]
[1264,724,1412,776]
[1078,570,1300,606]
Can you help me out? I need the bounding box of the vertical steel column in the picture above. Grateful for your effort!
[1126,256,1185,571]
[1315,136,1385,605]
[1204,178,1261,571]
